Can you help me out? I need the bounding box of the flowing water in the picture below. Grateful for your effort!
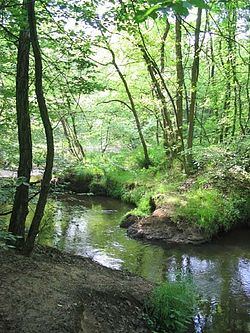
[4,193,250,332]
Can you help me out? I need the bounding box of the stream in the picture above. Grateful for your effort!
[4,193,250,332]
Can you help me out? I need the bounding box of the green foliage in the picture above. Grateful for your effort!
[145,279,196,333]
[0,219,7,245]
[64,163,103,182]
[0,227,17,248]
[134,0,209,23]
[174,188,244,236]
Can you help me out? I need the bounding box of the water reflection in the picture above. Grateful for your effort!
[7,194,250,333]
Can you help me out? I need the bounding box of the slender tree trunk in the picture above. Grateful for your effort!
[138,26,186,170]
[218,39,231,142]
[65,95,85,160]
[23,0,54,255]
[160,19,170,73]
[220,81,231,142]
[108,47,150,168]
[175,14,188,172]
[187,8,202,169]
[61,118,78,157]
[228,6,238,138]
[175,14,184,130]
[71,115,85,158]
[8,10,32,248]
[245,58,250,132]
[140,44,173,154]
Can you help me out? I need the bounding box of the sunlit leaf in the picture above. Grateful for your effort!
[135,5,161,23]
[188,0,209,9]
[16,177,29,187]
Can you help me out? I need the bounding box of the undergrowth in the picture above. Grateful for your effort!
[174,188,247,237]
[145,279,197,333]
[59,143,250,236]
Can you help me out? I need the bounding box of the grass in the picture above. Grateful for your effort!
[145,279,197,333]
[174,187,249,237]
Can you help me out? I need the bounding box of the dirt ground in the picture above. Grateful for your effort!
[0,246,153,333]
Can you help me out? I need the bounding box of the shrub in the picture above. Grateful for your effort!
[145,280,196,333]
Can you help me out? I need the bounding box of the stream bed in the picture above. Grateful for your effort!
[8,194,250,332]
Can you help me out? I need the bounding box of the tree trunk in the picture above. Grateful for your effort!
[160,19,170,73]
[187,8,202,169]
[108,47,150,168]
[140,44,174,155]
[61,118,77,157]
[8,18,32,248]
[175,14,184,130]
[175,15,187,172]
[23,0,54,255]
[138,29,186,170]
[245,58,250,132]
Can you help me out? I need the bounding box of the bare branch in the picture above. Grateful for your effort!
[97,99,133,111]
[0,190,41,216]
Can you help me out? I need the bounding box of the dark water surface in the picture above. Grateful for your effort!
[26,194,250,332]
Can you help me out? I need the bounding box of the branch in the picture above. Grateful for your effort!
[88,56,112,67]
[0,190,41,216]
[97,99,133,111]
[0,23,18,44]
[181,16,250,55]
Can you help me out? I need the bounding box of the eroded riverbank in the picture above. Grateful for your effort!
[0,246,152,333]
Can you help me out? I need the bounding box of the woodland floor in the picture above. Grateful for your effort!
[0,246,152,333]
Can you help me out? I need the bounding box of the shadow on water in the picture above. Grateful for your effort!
[2,193,250,333]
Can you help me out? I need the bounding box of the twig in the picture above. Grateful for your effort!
[0,190,41,216]
[97,99,133,111]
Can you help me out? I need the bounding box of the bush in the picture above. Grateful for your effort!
[145,280,196,333]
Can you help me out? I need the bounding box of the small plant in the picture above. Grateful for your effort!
[145,280,196,333]
[0,218,18,247]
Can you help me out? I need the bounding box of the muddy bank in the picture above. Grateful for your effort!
[121,209,207,245]
[0,246,152,333]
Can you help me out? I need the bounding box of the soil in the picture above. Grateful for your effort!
[0,246,153,333]
[123,208,207,245]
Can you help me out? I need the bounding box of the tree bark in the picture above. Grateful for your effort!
[187,8,202,169]
[160,19,170,73]
[8,13,32,248]
[175,15,187,172]
[175,14,184,130]
[23,0,54,255]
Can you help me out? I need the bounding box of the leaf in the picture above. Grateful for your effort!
[134,5,161,23]
[183,1,193,9]
[170,3,189,16]
[16,177,30,187]
[148,0,172,4]
[188,0,209,9]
